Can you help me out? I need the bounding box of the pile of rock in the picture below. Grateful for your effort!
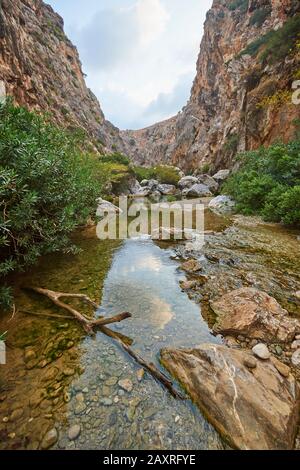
[134,179,178,198]
[132,168,233,203]
[161,285,300,450]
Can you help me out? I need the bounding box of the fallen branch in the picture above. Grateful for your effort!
[111,337,185,399]
[21,310,73,320]
[26,287,130,335]
[25,286,184,400]
[21,310,134,345]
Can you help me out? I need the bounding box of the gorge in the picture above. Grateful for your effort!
[0,0,300,453]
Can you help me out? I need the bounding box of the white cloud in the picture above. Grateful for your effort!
[137,0,169,46]
[47,0,213,129]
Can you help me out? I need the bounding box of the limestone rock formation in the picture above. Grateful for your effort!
[122,0,300,172]
[161,343,300,450]
[211,287,299,343]
[0,0,125,153]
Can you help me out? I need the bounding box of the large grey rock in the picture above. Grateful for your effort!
[178,176,199,189]
[129,179,142,195]
[213,169,230,182]
[211,288,299,343]
[147,179,159,191]
[157,184,177,195]
[96,198,121,215]
[198,174,219,193]
[185,184,212,198]
[209,195,236,215]
[161,344,299,450]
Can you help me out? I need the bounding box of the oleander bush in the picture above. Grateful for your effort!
[223,139,300,226]
[0,99,103,310]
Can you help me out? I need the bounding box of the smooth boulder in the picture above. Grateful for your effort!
[209,195,236,215]
[211,288,299,343]
[213,169,230,182]
[198,174,219,193]
[184,184,212,198]
[161,344,299,450]
[157,184,177,196]
[178,176,199,189]
[96,198,122,215]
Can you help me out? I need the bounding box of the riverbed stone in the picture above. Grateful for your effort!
[185,183,212,198]
[181,259,202,273]
[271,357,291,378]
[100,398,113,406]
[10,408,24,421]
[137,369,145,382]
[209,195,236,215]
[198,174,219,193]
[157,184,177,196]
[291,340,300,350]
[161,344,300,450]
[178,176,198,189]
[118,379,133,393]
[63,367,75,377]
[211,288,299,343]
[68,424,81,441]
[24,349,37,363]
[252,344,271,360]
[243,357,257,369]
[41,428,58,450]
[212,169,230,182]
[291,349,300,368]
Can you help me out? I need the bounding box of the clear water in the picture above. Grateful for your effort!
[0,211,227,450]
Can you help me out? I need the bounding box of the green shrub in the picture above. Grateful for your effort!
[239,15,300,63]
[228,0,248,13]
[154,166,181,185]
[224,134,239,153]
[200,163,211,174]
[223,140,300,226]
[0,286,13,312]
[133,165,181,185]
[99,152,130,166]
[133,166,156,182]
[0,99,100,286]
[249,7,271,27]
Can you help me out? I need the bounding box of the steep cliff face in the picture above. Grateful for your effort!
[122,0,300,172]
[0,0,125,153]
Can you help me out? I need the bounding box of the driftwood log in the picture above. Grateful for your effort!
[26,287,184,400]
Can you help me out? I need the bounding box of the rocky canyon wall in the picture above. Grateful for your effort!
[122,0,300,172]
[0,0,125,153]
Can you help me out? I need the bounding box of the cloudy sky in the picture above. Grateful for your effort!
[48,0,212,130]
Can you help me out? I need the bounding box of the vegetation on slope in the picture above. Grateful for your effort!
[239,14,300,64]
[223,136,300,227]
[0,100,110,310]
[134,165,181,185]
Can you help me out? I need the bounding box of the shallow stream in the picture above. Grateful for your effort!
[0,205,227,450]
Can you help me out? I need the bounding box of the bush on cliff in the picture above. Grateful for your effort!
[0,100,101,309]
[223,139,300,226]
[134,165,181,185]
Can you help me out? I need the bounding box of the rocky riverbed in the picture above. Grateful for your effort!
[0,202,299,450]
[167,213,300,449]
